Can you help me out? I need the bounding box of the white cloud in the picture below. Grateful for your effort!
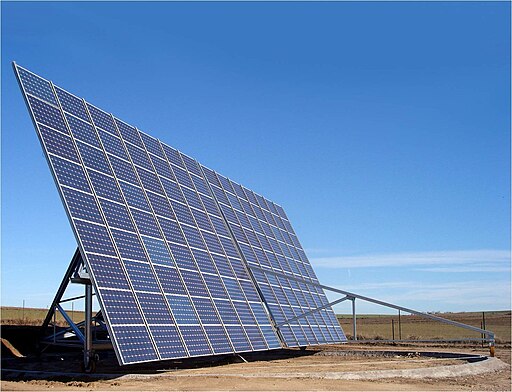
[311,249,510,269]
[416,266,510,273]
[327,280,511,313]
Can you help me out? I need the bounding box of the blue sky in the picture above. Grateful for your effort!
[2,2,510,315]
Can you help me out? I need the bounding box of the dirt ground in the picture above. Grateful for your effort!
[2,344,510,391]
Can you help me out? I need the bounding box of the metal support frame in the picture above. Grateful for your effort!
[41,248,107,372]
[277,296,350,327]
[351,297,357,341]
[250,265,495,355]
[41,248,82,331]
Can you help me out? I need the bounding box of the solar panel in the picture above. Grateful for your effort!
[14,63,346,365]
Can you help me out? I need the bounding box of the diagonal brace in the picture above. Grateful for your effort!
[277,296,350,328]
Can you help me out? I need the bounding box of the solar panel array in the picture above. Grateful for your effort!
[202,170,346,346]
[14,63,346,365]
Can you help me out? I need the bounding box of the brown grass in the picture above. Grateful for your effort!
[337,310,511,343]
[1,306,84,327]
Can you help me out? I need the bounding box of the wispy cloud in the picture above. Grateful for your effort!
[416,266,510,273]
[311,249,510,270]
[328,280,511,312]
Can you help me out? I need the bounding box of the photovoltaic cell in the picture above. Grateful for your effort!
[14,63,346,366]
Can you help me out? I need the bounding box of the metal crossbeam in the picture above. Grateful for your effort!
[250,265,495,340]
[41,248,82,331]
[277,296,350,327]
[56,304,85,343]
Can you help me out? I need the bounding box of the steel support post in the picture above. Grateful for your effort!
[84,283,93,371]
[351,297,357,341]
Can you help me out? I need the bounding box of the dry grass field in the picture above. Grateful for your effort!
[1,306,84,326]
[337,310,511,343]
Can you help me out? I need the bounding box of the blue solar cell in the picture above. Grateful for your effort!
[180,153,202,176]
[115,119,143,148]
[173,202,195,226]
[233,301,256,325]
[260,326,281,348]
[131,209,160,237]
[201,166,221,188]
[244,326,267,350]
[119,182,151,211]
[140,132,165,159]
[223,278,245,301]
[99,199,134,231]
[124,261,160,292]
[191,209,214,232]
[97,129,129,160]
[209,215,230,237]
[149,325,187,359]
[136,166,164,195]
[168,243,197,270]
[213,300,240,324]
[192,249,217,275]
[17,67,58,105]
[87,104,118,135]
[137,292,174,324]
[229,258,248,279]
[112,325,158,364]
[77,141,112,175]
[50,155,91,192]
[39,125,79,163]
[240,281,260,302]
[172,166,195,189]
[55,87,89,121]
[235,210,251,229]
[167,295,198,324]
[179,326,212,356]
[141,235,175,266]
[203,326,232,353]
[65,115,100,147]
[126,143,153,171]
[111,229,147,262]
[212,186,230,206]
[73,220,116,256]
[202,231,224,255]
[211,254,234,278]
[161,177,185,204]
[191,175,210,196]
[200,194,219,216]
[192,297,221,324]
[249,302,270,325]
[154,266,186,295]
[226,326,252,352]
[181,224,204,249]
[158,217,186,245]
[161,144,184,168]
[88,171,123,203]
[101,289,145,324]
[180,270,208,297]
[110,156,138,185]
[62,187,103,224]
[88,254,130,290]
[203,274,228,298]
[150,154,174,179]
[147,192,174,217]
[219,237,238,258]
[181,187,203,210]
[231,182,247,200]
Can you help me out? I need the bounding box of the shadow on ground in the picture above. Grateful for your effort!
[1,324,319,381]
